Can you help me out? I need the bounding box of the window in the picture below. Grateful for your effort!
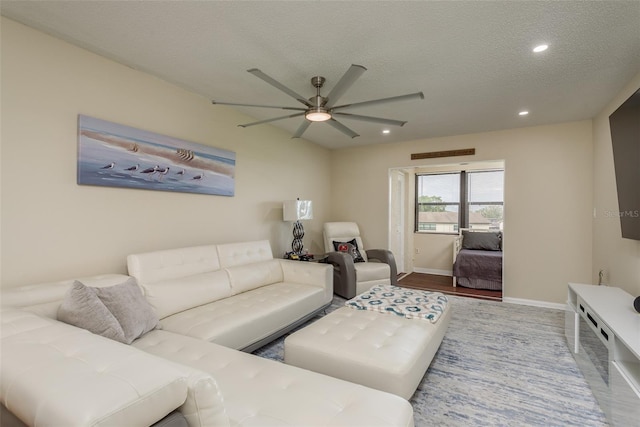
[415,170,504,233]
[467,170,504,230]
[416,173,460,234]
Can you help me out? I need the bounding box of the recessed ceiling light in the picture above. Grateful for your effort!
[519,111,529,116]
[382,129,391,134]
[533,44,548,53]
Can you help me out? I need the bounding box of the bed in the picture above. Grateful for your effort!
[452,229,503,291]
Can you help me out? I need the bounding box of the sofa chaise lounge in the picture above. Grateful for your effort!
[1,240,415,427]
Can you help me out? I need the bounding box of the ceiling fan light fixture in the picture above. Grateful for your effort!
[305,108,331,122]
[533,44,548,53]
[215,65,423,139]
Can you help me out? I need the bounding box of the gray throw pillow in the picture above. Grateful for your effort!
[58,281,127,343]
[94,277,160,344]
[57,278,160,344]
[462,230,502,251]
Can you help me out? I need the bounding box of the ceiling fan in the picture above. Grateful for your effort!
[212,64,424,139]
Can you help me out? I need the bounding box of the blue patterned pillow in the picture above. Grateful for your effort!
[333,239,365,262]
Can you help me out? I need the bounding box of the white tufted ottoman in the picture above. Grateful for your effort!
[284,304,451,399]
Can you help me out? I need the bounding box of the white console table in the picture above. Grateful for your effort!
[565,283,640,426]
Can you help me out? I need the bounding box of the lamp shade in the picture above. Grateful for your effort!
[283,200,313,221]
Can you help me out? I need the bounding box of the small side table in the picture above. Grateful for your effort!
[284,252,327,262]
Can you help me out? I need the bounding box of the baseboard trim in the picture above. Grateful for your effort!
[413,267,453,276]
[397,272,411,281]
[502,297,566,310]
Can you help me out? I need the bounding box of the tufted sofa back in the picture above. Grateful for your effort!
[127,245,221,284]
[217,240,274,267]
[127,240,282,319]
[0,274,131,319]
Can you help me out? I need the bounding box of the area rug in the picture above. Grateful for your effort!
[253,295,608,427]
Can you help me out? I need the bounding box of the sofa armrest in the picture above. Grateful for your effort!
[172,367,230,427]
[325,252,357,298]
[133,330,231,427]
[453,234,463,262]
[365,249,398,285]
[279,260,333,302]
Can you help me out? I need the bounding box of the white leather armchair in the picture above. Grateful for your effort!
[323,222,397,299]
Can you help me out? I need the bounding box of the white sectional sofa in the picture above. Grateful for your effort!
[0,240,415,427]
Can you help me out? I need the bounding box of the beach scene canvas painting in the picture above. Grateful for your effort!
[78,115,235,196]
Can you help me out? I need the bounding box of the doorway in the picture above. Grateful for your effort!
[388,169,407,274]
[389,160,505,295]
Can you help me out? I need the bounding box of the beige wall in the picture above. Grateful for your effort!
[413,233,456,275]
[3,18,636,304]
[331,121,594,304]
[0,18,331,287]
[592,72,640,297]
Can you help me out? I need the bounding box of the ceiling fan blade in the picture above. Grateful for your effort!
[247,68,312,107]
[238,112,305,128]
[324,64,367,109]
[333,112,407,127]
[212,100,305,111]
[326,118,359,139]
[292,120,311,139]
[333,92,425,111]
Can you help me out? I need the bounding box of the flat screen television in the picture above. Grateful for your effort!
[608,88,640,240]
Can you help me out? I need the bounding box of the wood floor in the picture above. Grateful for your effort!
[398,272,502,301]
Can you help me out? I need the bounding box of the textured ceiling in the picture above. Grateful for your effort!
[2,1,639,149]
